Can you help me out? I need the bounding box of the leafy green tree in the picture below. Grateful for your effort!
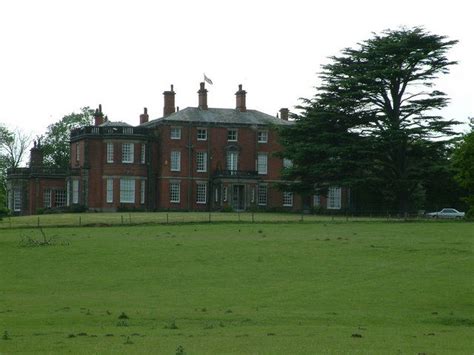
[280,27,459,213]
[41,107,94,169]
[453,125,474,217]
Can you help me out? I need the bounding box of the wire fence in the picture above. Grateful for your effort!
[0,211,452,229]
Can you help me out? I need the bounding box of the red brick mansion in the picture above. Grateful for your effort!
[7,83,347,215]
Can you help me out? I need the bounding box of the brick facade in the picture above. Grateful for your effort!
[6,83,349,215]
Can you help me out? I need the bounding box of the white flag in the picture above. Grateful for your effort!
[203,74,213,85]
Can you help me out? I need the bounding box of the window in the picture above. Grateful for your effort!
[197,128,207,141]
[43,189,52,208]
[120,178,135,203]
[67,181,71,206]
[171,151,181,171]
[123,127,133,134]
[223,186,228,202]
[328,187,341,209]
[106,178,114,203]
[227,151,238,172]
[196,151,207,172]
[257,153,268,175]
[106,143,114,163]
[55,190,66,207]
[258,130,268,143]
[215,188,219,203]
[171,127,181,139]
[72,180,79,204]
[313,194,321,207]
[258,185,267,206]
[122,143,134,163]
[75,143,80,162]
[251,188,255,203]
[283,191,293,207]
[140,180,145,204]
[170,182,180,203]
[227,129,237,142]
[13,188,21,211]
[141,144,146,164]
[196,183,207,204]
[283,158,293,168]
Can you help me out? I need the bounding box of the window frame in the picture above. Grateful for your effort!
[106,143,114,163]
[197,128,207,141]
[171,126,182,140]
[257,153,268,175]
[257,130,268,143]
[122,143,134,164]
[257,185,267,206]
[196,151,207,172]
[227,129,238,142]
[196,182,207,204]
[120,178,135,203]
[170,150,181,172]
[283,191,293,207]
[170,182,180,203]
[106,178,114,203]
[327,187,342,210]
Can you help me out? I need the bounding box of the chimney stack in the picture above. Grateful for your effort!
[94,104,104,126]
[140,107,149,124]
[198,82,208,110]
[30,140,44,168]
[235,84,246,112]
[279,108,289,121]
[163,85,176,116]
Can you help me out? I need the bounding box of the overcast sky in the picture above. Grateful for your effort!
[0,0,472,137]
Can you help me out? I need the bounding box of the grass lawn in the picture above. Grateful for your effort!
[0,221,473,354]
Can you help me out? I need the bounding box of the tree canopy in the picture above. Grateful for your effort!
[280,27,459,213]
[41,107,94,169]
[453,123,474,217]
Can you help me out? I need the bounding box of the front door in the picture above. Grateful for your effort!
[232,185,245,211]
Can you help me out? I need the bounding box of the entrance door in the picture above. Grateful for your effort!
[232,185,245,211]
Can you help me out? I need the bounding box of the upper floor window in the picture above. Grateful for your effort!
[227,151,238,172]
[123,127,133,134]
[257,153,268,175]
[141,144,146,164]
[197,128,207,141]
[258,130,268,143]
[106,143,114,163]
[171,150,181,172]
[171,127,181,140]
[196,151,207,172]
[75,143,80,162]
[122,143,134,163]
[227,129,238,142]
[328,187,342,210]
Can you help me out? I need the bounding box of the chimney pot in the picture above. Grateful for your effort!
[140,107,149,124]
[198,82,208,110]
[279,108,289,121]
[235,84,247,112]
[94,104,104,126]
[163,85,176,116]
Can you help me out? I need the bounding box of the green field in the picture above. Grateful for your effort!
[0,220,473,354]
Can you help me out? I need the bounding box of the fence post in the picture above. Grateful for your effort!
[238,211,241,222]
[166,213,169,224]
[252,211,254,223]
[79,216,82,226]
[129,213,132,224]
[208,211,211,223]
[37,216,40,227]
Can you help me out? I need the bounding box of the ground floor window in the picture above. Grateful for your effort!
[72,180,79,204]
[120,178,135,203]
[328,187,341,209]
[55,190,66,207]
[43,189,52,208]
[140,180,146,204]
[258,185,267,206]
[106,179,114,203]
[313,194,321,207]
[170,182,180,203]
[13,188,21,212]
[283,191,293,207]
[223,186,228,202]
[196,182,207,204]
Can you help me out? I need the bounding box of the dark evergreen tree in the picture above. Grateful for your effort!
[280,27,460,213]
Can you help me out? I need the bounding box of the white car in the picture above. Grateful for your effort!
[426,208,465,219]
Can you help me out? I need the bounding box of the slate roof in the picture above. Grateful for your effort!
[143,107,292,127]
[100,120,132,127]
